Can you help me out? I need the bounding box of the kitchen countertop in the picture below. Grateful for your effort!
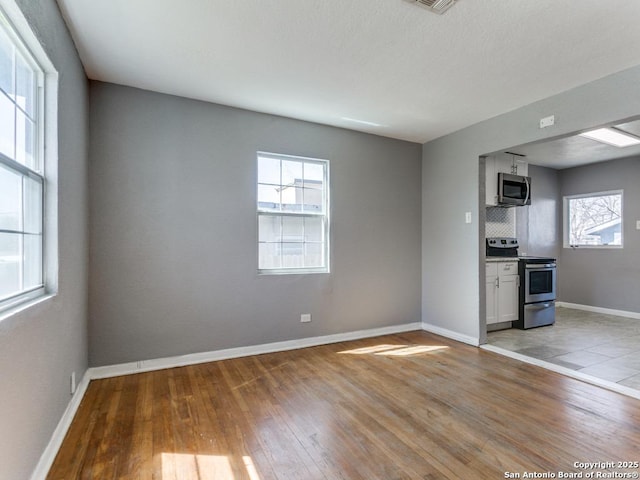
[486,257,519,263]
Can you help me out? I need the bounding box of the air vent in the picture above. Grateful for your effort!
[413,0,457,14]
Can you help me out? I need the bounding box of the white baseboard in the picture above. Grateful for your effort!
[31,319,462,478]
[481,344,640,401]
[421,322,480,347]
[30,370,91,480]
[556,302,640,320]
[88,322,423,379]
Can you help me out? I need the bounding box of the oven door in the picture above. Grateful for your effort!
[524,264,556,303]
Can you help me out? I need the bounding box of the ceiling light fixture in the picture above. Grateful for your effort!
[579,127,640,148]
[411,0,457,15]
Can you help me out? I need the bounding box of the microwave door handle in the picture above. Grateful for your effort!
[524,176,530,205]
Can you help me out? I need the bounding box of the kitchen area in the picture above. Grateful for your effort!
[481,122,640,394]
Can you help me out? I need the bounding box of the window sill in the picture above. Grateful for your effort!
[564,245,623,250]
[0,292,56,323]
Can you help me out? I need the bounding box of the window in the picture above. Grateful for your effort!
[0,8,46,310]
[257,152,329,274]
[564,190,623,248]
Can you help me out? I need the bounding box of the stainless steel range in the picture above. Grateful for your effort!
[515,256,556,329]
[486,238,557,329]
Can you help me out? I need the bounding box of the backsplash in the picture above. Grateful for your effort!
[486,206,516,238]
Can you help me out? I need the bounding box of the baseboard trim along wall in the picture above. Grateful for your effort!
[421,322,480,347]
[556,302,640,320]
[89,322,423,379]
[30,371,92,480]
[30,321,422,479]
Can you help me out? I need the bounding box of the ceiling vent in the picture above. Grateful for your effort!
[412,0,457,14]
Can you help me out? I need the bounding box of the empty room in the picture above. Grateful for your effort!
[1,1,640,479]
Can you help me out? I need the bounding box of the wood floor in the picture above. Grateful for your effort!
[47,331,640,479]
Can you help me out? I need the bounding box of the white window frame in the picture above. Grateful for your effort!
[257,152,330,275]
[0,2,57,315]
[563,189,623,249]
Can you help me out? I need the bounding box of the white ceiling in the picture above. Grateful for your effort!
[56,0,640,144]
[491,119,640,170]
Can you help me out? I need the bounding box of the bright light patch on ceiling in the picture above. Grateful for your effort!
[579,128,640,148]
[341,117,382,127]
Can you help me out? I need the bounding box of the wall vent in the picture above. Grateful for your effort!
[413,0,457,14]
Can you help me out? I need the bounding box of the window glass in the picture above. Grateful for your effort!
[257,153,329,274]
[565,191,622,247]
[0,13,45,309]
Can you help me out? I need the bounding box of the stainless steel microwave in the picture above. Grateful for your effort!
[498,172,531,206]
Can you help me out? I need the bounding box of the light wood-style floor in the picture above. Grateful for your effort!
[47,331,640,479]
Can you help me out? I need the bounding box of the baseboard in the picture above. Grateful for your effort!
[481,344,640,401]
[421,322,480,347]
[556,302,640,320]
[88,322,423,380]
[30,370,91,480]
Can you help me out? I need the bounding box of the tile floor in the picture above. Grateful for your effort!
[487,306,640,390]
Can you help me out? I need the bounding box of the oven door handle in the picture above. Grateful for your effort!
[526,302,553,310]
[525,264,555,269]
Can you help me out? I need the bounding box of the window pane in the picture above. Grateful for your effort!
[0,92,15,159]
[282,216,303,241]
[304,216,323,242]
[281,243,304,268]
[302,187,323,213]
[568,193,622,246]
[257,184,281,211]
[281,160,302,186]
[304,243,324,268]
[257,156,280,185]
[0,163,22,231]
[281,186,303,212]
[15,52,35,117]
[259,243,281,270]
[0,232,20,300]
[258,215,280,242]
[303,163,324,185]
[23,175,42,234]
[15,109,35,168]
[23,233,42,289]
[0,26,14,97]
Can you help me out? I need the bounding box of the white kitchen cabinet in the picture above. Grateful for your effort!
[485,157,498,206]
[484,156,528,206]
[486,262,519,325]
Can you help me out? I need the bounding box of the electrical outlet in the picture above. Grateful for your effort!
[465,211,472,224]
[539,115,555,128]
[300,313,312,323]
[70,372,76,395]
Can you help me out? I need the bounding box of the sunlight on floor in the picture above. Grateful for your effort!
[161,453,261,480]
[339,344,449,356]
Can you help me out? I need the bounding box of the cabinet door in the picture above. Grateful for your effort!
[486,276,498,324]
[514,159,528,177]
[498,274,519,322]
[485,157,498,206]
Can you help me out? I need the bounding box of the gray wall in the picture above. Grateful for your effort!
[422,65,640,344]
[558,157,640,312]
[0,1,89,480]
[515,164,562,260]
[88,82,422,366]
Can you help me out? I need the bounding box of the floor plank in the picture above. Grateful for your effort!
[47,331,640,479]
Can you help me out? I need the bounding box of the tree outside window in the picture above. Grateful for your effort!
[566,191,622,247]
